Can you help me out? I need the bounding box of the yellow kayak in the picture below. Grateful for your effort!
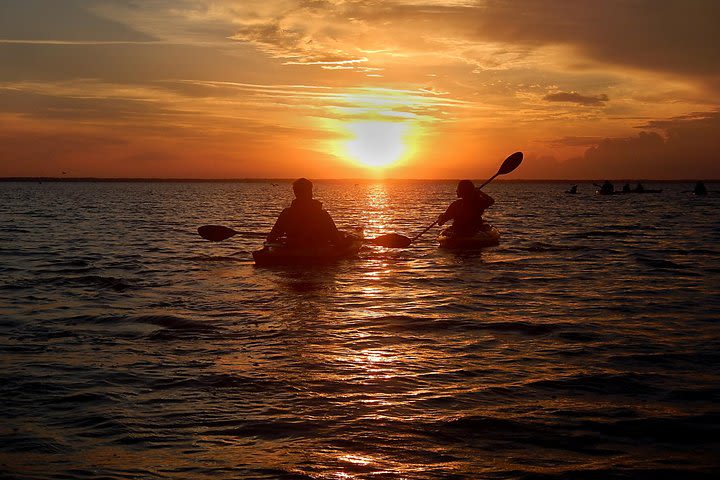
[438,225,500,249]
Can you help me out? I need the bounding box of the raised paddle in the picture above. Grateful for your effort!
[370,151,523,248]
[198,225,266,241]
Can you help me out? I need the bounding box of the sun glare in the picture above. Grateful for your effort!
[344,121,410,168]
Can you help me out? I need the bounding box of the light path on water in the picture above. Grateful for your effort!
[1,181,719,479]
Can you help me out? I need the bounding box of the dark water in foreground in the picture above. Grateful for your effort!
[1,181,719,479]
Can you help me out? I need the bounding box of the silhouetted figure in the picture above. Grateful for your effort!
[267,178,343,247]
[599,180,614,195]
[694,181,708,195]
[567,185,578,194]
[634,183,645,193]
[622,183,632,193]
[437,180,495,236]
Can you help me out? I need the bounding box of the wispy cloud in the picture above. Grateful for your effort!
[543,92,609,106]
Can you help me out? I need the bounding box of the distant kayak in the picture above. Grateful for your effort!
[252,231,363,266]
[438,225,500,249]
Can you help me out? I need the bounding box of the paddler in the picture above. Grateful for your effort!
[694,181,708,195]
[436,180,495,237]
[266,178,345,246]
[599,180,614,195]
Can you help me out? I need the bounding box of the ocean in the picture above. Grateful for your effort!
[1,180,719,479]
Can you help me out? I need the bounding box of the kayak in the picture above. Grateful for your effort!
[438,225,500,249]
[252,231,363,266]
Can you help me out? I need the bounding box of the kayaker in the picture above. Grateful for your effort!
[266,178,345,247]
[599,180,614,195]
[567,185,578,194]
[436,180,495,236]
[694,181,708,195]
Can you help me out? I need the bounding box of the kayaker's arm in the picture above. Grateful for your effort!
[267,209,289,242]
[476,189,495,208]
[322,210,345,245]
[437,201,459,226]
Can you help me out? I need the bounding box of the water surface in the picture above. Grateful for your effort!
[1,181,719,479]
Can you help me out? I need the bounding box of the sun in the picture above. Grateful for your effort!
[343,120,413,168]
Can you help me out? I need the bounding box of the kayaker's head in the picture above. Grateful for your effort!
[292,177,313,201]
[456,180,475,200]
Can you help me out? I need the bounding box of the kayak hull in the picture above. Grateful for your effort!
[438,225,501,249]
[252,232,363,266]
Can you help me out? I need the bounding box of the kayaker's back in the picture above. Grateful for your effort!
[271,198,340,247]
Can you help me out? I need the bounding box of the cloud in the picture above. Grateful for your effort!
[543,92,609,106]
[575,111,720,178]
[0,0,155,42]
[547,136,605,147]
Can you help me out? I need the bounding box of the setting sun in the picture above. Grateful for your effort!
[344,121,413,168]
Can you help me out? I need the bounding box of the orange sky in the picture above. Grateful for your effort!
[1,0,719,179]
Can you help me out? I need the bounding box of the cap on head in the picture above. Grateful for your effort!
[457,180,475,199]
[292,177,313,200]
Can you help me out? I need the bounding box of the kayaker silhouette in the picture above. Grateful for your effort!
[694,181,707,195]
[266,178,345,247]
[436,180,495,237]
[599,180,614,195]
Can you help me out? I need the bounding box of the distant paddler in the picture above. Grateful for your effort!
[694,181,708,195]
[598,180,615,195]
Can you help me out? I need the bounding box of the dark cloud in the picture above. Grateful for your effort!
[0,0,155,41]
[471,0,720,83]
[559,111,720,178]
[0,43,273,84]
[544,92,608,106]
[323,0,720,85]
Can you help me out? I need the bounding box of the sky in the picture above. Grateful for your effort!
[1,0,719,179]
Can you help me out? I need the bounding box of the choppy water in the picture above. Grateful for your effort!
[1,180,719,479]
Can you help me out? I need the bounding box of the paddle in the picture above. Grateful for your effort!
[197,225,266,242]
[369,151,523,248]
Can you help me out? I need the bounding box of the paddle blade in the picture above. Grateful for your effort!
[197,225,239,241]
[498,151,523,175]
[368,233,412,248]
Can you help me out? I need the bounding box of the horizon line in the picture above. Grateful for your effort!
[0,177,716,183]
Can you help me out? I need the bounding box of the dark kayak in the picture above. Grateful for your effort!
[438,225,500,249]
[252,231,363,266]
